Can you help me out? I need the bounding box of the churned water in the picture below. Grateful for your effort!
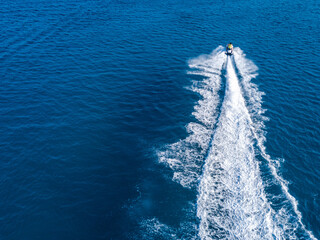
[1,0,319,239]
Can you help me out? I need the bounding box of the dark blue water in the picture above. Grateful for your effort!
[1,0,319,239]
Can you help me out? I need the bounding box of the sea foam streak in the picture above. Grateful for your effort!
[158,46,226,188]
[158,47,316,239]
[234,48,316,240]
[197,56,282,239]
[233,48,317,240]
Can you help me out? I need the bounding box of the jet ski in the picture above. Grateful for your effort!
[226,43,233,55]
[226,48,233,55]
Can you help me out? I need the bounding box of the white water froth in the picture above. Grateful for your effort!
[197,56,283,239]
[233,48,268,143]
[158,47,225,188]
[233,48,317,240]
[158,47,316,239]
[137,202,199,240]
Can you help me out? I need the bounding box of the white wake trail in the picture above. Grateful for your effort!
[233,48,317,240]
[156,47,316,240]
[197,56,282,239]
[158,47,226,189]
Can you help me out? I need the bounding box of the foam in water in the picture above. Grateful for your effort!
[158,46,225,189]
[136,202,199,240]
[197,56,282,239]
[158,47,317,239]
[234,48,317,240]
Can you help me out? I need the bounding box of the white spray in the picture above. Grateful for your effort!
[197,56,282,239]
[158,47,317,240]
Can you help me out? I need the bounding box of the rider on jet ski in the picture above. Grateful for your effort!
[226,42,233,54]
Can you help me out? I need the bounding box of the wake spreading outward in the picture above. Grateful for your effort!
[158,47,317,240]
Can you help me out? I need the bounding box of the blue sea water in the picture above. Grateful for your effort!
[1,0,320,239]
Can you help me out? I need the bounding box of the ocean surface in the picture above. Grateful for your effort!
[1,0,319,239]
